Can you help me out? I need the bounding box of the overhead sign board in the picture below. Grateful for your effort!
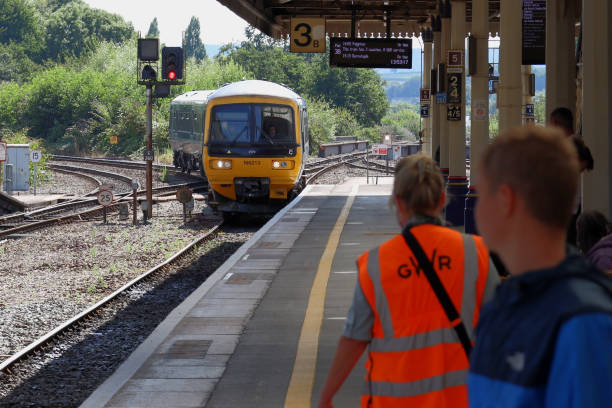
[330,38,412,69]
[290,18,326,53]
[372,144,389,155]
[522,0,546,65]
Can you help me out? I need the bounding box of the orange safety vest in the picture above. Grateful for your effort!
[357,224,498,408]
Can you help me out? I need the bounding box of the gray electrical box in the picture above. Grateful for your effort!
[2,144,30,193]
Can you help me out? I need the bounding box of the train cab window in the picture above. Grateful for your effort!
[254,105,295,145]
[210,104,250,144]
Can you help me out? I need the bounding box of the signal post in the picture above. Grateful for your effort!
[137,38,184,218]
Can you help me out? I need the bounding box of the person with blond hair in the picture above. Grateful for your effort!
[318,154,499,408]
[469,126,612,407]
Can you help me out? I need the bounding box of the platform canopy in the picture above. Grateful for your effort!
[217,0,501,39]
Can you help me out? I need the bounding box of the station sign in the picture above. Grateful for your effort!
[447,73,462,104]
[524,103,535,118]
[420,88,431,103]
[372,144,389,155]
[447,104,461,121]
[97,189,114,206]
[290,18,326,53]
[0,141,8,162]
[436,93,447,104]
[447,50,464,73]
[330,38,412,69]
[420,105,430,118]
[30,150,42,163]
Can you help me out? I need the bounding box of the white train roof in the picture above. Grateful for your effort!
[208,80,304,105]
[171,90,216,105]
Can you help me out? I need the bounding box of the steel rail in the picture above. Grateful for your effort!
[0,181,207,237]
[0,223,223,374]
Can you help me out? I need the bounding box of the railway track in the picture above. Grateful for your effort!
[0,159,207,236]
[0,223,224,375]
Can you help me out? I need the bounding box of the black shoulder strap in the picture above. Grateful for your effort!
[402,227,473,358]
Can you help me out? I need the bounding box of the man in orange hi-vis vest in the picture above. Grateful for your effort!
[318,154,499,408]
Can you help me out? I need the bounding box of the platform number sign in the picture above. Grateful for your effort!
[97,190,113,206]
[447,104,461,121]
[447,73,462,104]
[290,18,326,53]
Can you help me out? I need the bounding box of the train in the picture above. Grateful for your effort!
[168,80,309,216]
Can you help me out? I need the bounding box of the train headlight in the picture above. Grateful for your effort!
[271,160,294,170]
[211,160,232,169]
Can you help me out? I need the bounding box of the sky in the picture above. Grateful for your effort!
[82,0,248,46]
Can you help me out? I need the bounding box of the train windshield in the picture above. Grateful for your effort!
[208,103,297,157]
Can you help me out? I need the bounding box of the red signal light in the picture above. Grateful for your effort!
[168,71,176,80]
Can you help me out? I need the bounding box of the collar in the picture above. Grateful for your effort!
[499,254,590,303]
[403,214,443,230]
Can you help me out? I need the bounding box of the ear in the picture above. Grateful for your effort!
[437,190,447,212]
[394,195,406,214]
[497,184,516,219]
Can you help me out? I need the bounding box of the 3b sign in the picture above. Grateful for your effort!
[290,18,326,53]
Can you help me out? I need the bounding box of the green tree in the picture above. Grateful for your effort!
[44,2,134,61]
[146,17,159,38]
[0,0,42,45]
[185,16,206,62]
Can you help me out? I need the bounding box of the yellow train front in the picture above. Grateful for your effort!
[203,80,309,215]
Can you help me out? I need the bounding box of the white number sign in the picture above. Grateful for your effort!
[97,190,114,206]
[30,150,42,163]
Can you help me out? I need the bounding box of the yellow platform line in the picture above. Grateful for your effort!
[284,185,359,408]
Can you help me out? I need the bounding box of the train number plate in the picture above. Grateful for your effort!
[244,160,262,166]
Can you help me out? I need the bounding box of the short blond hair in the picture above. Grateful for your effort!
[393,153,444,214]
[480,126,580,228]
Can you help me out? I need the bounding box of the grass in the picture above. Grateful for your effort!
[157,148,174,165]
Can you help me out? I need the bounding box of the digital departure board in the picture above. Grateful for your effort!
[330,38,412,68]
[522,0,546,65]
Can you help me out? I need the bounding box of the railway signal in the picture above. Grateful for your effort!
[162,47,183,80]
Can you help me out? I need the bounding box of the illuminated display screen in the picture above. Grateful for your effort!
[330,38,412,68]
[522,0,546,65]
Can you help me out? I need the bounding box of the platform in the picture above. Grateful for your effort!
[81,178,397,408]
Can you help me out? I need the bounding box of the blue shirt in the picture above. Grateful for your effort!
[468,255,612,408]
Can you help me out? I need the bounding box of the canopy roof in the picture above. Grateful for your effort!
[217,0,502,39]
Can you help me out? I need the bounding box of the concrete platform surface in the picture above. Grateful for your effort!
[81,181,396,408]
